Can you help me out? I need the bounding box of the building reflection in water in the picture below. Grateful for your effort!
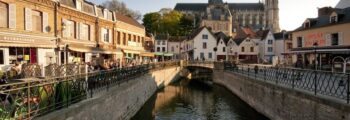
[132,78,269,120]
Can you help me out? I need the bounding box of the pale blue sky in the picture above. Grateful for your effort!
[90,0,340,31]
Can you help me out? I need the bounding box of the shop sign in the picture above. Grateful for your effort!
[304,32,326,47]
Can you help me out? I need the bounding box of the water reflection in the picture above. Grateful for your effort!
[132,79,269,120]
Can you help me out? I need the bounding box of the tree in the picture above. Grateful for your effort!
[142,12,161,34]
[142,10,195,36]
[102,0,141,20]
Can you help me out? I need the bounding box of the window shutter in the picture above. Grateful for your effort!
[79,23,84,40]
[339,32,343,45]
[109,29,112,43]
[90,25,94,41]
[62,19,68,37]
[25,8,32,31]
[42,12,48,33]
[302,36,305,47]
[325,34,331,46]
[9,4,16,29]
[75,22,79,39]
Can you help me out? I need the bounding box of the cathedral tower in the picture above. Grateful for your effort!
[265,0,280,32]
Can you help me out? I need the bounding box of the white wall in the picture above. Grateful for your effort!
[0,47,10,71]
[216,39,227,56]
[37,48,55,67]
[238,38,259,55]
[155,40,167,52]
[227,39,239,55]
[193,28,216,61]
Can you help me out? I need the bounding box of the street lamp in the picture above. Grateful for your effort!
[313,42,318,70]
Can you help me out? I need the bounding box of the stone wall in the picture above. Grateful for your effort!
[213,70,350,120]
[37,66,182,120]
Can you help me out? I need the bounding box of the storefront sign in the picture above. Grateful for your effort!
[304,32,326,47]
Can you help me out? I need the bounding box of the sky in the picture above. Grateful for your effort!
[90,0,340,31]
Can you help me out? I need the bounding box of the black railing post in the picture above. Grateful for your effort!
[264,66,266,81]
[347,74,350,104]
[292,69,295,89]
[314,70,317,95]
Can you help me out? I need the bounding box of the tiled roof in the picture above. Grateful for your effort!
[115,12,144,29]
[294,7,350,31]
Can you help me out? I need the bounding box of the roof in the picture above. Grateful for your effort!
[169,36,187,42]
[115,12,144,28]
[259,30,270,40]
[215,32,230,45]
[336,0,350,9]
[234,27,256,39]
[294,7,350,32]
[273,31,291,40]
[174,3,208,12]
[188,26,216,40]
[155,34,169,40]
[233,38,245,45]
[174,3,264,12]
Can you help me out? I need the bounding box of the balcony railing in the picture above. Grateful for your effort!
[224,62,350,104]
[0,61,180,119]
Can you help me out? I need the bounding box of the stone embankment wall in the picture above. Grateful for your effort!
[37,66,182,120]
[213,70,350,120]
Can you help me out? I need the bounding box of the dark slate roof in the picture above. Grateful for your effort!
[174,3,264,12]
[294,7,350,31]
[174,3,207,12]
[169,36,187,42]
[273,31,291,40]
[215,32,230,45]
[233,38,245,45]
[188,26,216,40]
[259,30,270,40]
[155,34,169,40]
[228,3,264,10]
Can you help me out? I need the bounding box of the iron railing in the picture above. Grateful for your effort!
[224,62,350,104]
[0,61,180,119]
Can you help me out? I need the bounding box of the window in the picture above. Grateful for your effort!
[200,52,204,59]
[0,50,4,64]
[102,28,110,43]
[32,10,42,32]
[117,32,121,44]
[304,22,310,28]
[157,47,160,52]
[157,41,161,45]
[297,37,303,47]
[208,52,212,59]
[76,1,82,10]
[330,16,337,23]
[171,47,174,52]
[287,43,292,49]
[202,34,208,39]
[80,24,90,40]
[268,47,273,52]
[331,33,339,45]
[268,40,273,44]
[162,47,165,52]
[203,42,207,49]
[63,20,75,38]
[241,47,245,52]
[250,47,254,52]
[223,47,226,52]
[0,2,8,28]
[162,41,166,45]
[123,33,126,45]
[9,47,37,64]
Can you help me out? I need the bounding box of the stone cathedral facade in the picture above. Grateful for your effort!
[174,0,280,36]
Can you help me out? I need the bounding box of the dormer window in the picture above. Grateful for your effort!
[76,1,82,11]
[330,15,338,23]
[304,21,310,28]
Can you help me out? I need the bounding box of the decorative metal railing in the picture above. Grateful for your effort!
[186,61,214,68]
[0,61,180,119]
[224,62,350,104]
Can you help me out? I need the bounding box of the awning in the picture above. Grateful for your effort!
[154,52,164,56]
[122,49,141,54]
[164,53,174,57]
[68,44,121,54]
[140,52,155,57]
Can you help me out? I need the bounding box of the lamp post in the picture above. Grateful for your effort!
[313,42,318,70]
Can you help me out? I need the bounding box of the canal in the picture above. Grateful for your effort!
[132,78,269,120]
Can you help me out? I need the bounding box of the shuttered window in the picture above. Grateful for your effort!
[80,23,89,40]
[32,10,42,32]
[0,2,8,28]
[62,20,76,38]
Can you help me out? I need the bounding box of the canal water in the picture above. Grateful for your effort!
[132,78,269,120]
